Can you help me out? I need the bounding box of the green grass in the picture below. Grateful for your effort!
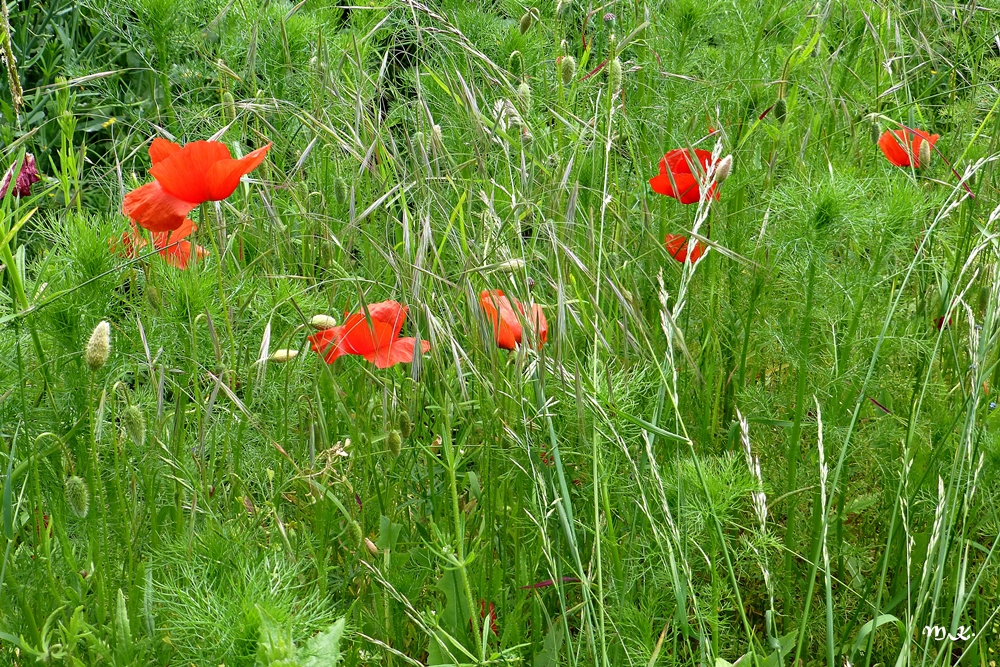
[2,0,1000,665]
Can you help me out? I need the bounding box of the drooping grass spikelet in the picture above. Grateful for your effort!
[85,320,111,371]
[65,476,90,518]
[122,404,146,445]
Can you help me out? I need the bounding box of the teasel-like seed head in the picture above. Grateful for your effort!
[560,55,577,85]
[85,321,111,372]
[122,404,146,446]
[715,155,733,184]
[918,138,932,168]
[398,412,412,438]
[387,429,402,458]
[65,476,90,518]
[334,176,348,205]
[347,520,363,548]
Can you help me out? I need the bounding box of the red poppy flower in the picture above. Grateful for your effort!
[152,218,209,269]
[478,600,499,636]
[665,233,705,263]
[479,290,548,350]
[307,300,430,368]
[878,128,938,168]
[649,148,720,204]
[123,138,271,233]
[111,221,148,259]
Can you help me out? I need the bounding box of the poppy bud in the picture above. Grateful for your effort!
[387,430,402,457]
[609,57,623,93]
[346,520,363,548]
[869,120,881,146]
[918,139,931,168]
[560,55,577,85]
[85,321,111,372]
[517,81,531,109]
[310,314,338,330]
[519,10,534,34]
[222,91,236,123]
[268,349,299,363]
[122,405,146,446]
[398,411,412,438]
[497,258,526,272]
[65,476,90,518]
[364,537,379,556]
[334,176,348,205]
[715,155,733,184]
[774,98,786,124]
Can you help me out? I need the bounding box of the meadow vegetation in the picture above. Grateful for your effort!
[1,0,1000,665]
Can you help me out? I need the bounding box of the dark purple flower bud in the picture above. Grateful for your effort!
[0,153,40,199]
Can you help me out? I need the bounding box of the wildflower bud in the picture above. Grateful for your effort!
[334,176,348,205]
[222,91,236,123]
[560,56,577,85]
[268,349,299,363]
[918,139,931,168]
[398,412,412,438]
[65,476,90,518]
[603,12,616,24]
[774,97,786,124]
[517,81,531,110]
[609,57,623,93]
[364,537,379,556]
[715,155,733,184]
[346,520,363,548]
[519,10,534,34]
[387,429,402,457]
[310,314,338,330]
[85,321,111,372]
[122,405,146,445]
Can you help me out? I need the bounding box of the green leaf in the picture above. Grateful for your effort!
[376,515,402,551]
[532,623,564,667]
[300,617,346,667]
[849,614,902,660]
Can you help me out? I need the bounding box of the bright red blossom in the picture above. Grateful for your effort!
[664,233,705,263]
[307,300,430,369]
[111,219,208,269]
[479,290,548,350]
[123,138,271,233]
[878,128,938,168]
[649,148,720,205]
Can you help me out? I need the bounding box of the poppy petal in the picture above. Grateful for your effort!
[123,181,198,233]
[308,327,351,364]
[365,300,409,341]
[159,240,209,269]
[650,171,700,204]
[528,304,548,348]
[365,337,431,368]
[204,143,272,201]
[878,130,913,167]
[149,138,182,165]
[149,141,233,203]
[479,290,522,350]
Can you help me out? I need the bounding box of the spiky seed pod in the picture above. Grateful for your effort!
[519,10,534,34]
[222,91,236,123]
[310,314,338,330]
[609,57,623,93]
[560,56,577,85]
[122,405,146,445]
[517,81,531,110]
[334,176,348,205]
[364,537,379,556]
[387,430,402,457]
[347,520,363,548]
[269,349,299,363]
[85,321,111,371]
[65,476,89,518]
[715,155,733,184]
[398,412,412,438]
[919,139,931,168]
[774,97,786,124]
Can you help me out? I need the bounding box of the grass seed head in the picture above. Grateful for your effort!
[65,476,90,518]
[85,320,111,371]
[560,56,577,85]
[347,520,363,548]
[609,57,623,93]
[123,405,146,445]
